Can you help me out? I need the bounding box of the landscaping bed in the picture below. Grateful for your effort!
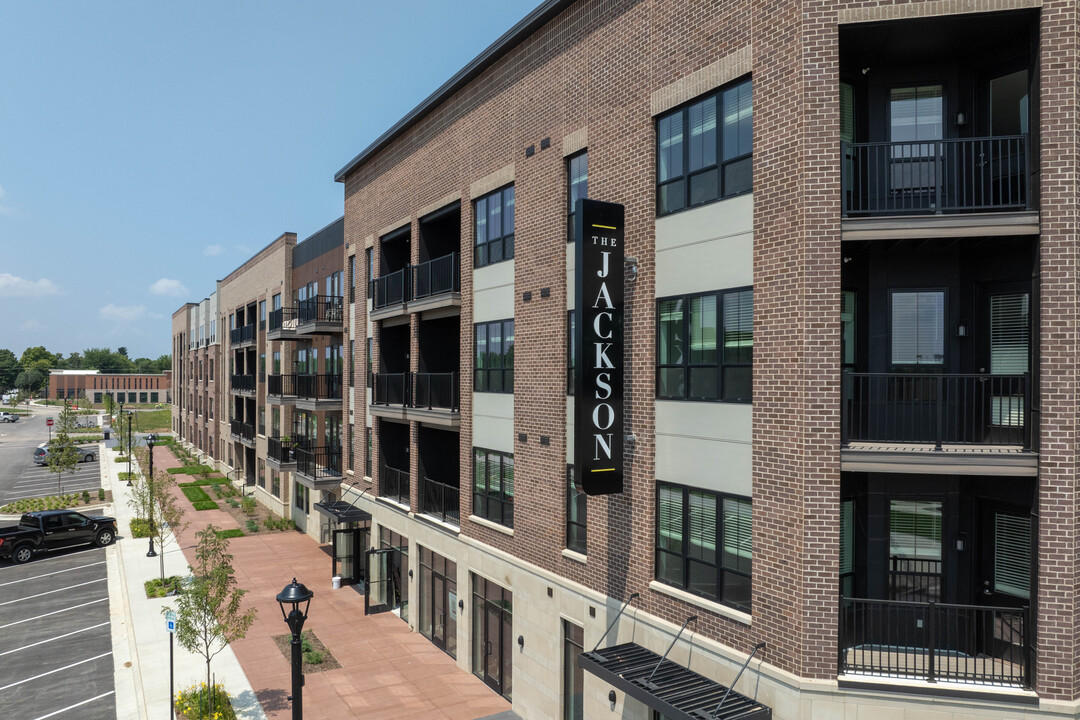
[2,489,110,514]
[271,630,341,673]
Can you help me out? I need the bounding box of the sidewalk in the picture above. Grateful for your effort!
[110,442,514,720]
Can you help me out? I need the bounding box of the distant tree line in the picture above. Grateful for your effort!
[0,346,171,395]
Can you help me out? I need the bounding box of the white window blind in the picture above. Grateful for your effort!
[722,497,752,572]
[889,499,942,560]
[891,291,944,365]
[994,513,1030,599]
[990,293,1029,374]
[688,491,717,562]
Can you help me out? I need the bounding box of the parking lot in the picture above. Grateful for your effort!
[0,410,104,504]
[0,547,115,720]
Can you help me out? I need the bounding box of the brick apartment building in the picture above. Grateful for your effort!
[168,0,1080,718]
[49,368,171,405]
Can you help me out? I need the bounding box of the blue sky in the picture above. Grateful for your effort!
[0,0,537,361]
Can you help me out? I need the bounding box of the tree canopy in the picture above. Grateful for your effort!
[0,346,171,386]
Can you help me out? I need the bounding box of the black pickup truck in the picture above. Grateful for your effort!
[0,510,117,564]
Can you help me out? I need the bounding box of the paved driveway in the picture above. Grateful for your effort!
[0,410,103,503]
[0,547,115,720]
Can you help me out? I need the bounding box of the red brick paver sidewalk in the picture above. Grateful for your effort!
[152,445,512,720]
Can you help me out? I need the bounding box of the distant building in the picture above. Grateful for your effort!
[48,369,171,405]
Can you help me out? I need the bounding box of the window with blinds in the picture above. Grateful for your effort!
[655,482,751,611]
[841,291,857,366]
[994,512,1030,599]
[889,499,942,560]
[990,293,1029,374]
[891,290,945,365]
[657,288,752,402]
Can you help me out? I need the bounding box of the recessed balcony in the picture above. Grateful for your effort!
[229,418,255,447]
[295,373,342,411]
[267,307,298,340]
[229,374,256,396]
[379,464,410,507]
[370,371,459,427]
[266,374,297,406]
[294,446,343,490]
[295,295,344,336]
[229,323,256,348]
[370,253,461,321]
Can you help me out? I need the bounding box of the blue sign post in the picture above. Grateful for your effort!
[166,610,176,720]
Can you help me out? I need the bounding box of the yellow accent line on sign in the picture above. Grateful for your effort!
[590,468,616,473]
[591,224,617,230]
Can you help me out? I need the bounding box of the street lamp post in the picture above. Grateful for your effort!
[146,434,157,558]
[276,578,313,720]
[127,412,133,492]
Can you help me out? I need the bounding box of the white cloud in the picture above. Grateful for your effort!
[100,304,152,322]
[235,244,251,255]
[149,278,188,297]
[204,244,225,256]
[0,273,60,297]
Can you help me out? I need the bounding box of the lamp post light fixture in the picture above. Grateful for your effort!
[276,578,314,720]
[146,434,157,558]
[127,412,133,493]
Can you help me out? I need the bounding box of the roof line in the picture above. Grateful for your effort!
[334,0,574,183]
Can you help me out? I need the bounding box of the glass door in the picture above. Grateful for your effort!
[364,547,394,615]
[472,575,512,700]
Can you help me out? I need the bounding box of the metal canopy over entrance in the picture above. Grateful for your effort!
[313,500,372,524]
[579,642,771,720]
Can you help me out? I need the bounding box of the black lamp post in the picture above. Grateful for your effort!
[276,578,313,720]
[146,434,157,558]
[126,412,133,491]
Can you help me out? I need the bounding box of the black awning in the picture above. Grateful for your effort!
[580,642,771,720]
[313,501,372,524]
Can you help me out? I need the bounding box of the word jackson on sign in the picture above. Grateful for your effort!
[573,199,625,495]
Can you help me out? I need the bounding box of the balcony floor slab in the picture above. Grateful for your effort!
[842,442,1037,476]
[842,210,1039,242]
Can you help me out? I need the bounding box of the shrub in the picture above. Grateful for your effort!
[192,500,219,511]
[303,649,325,665]
[174,682,236,720]
[130,518,153,538]
[98,488,105,500]
[1,494,83,514]
[212,483,238,499]
[118,472,136,482]
[245,519,259,533]
[241,496,256,515]
[82,490,90,503]
[114,455,129,463]
[226,498,240,508]
[144,576,182,598]
[215,528,244,539]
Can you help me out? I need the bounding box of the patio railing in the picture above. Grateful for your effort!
[419,477,460,525]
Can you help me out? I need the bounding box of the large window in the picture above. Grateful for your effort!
[566,465,586,554]
[474,448,514,528]
[890,290,944,365]
[656,482,751,611]
[474,319,514,393]
[475,185,515,268]
[563,620,584,720]
[567,151,588,243]
[657,288,752,402]
[657,78,753,216]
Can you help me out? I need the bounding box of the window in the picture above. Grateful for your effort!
[567,151,587,243]
[890,290,944,365]
[272,293,281,311]
[473,448,514,528]
[259,300,266,325]
[94,392,103,403]
[841,290,857,366]
[657,78,752,215]
[563,621,584,720]
[257,459,265,488]
[150,392,159,403]
[474,185,515,268]
[656,483,751,611]
[567,311,575,395]
[347,423,353,471]
[294,483,309,513]
[657,288,752,402]
[271,470,280,497]
[365,427,372,477]
[890,85,943,146]
[566,465,586,554]
[140,392,147,403]
[474,319,514,393]
[366,247,374,299]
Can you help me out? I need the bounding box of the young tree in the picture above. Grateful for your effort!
[129,447,188,582]
[47,430,79,495]
[169,525,257,691]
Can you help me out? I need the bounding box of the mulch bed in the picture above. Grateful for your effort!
[271,630,342,673]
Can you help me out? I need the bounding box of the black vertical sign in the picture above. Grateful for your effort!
[574,199,624,495]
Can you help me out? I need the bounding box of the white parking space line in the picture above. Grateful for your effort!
[30,692,116,720]
[0,598,107,629]
[0,621,110,656]
[0,560,105,587]
[0,651,112,691]
[0,578,106,606]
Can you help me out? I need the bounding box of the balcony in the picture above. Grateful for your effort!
[296,295,344,335]
[266,374,297,405]
[419,477,459,526]
[294,446,343,490]
[370,372,459,427]
[371,253,461,321]
[229,419,255,446]
[841,373,1035,475]
[839,597,1031,689]
[229,323,256,347]
[380,464,410,507]
[266,435,311,471]
[267,307,298,340]
[230,374,256,396]
[372,268,409,313]
[295,373,342,410]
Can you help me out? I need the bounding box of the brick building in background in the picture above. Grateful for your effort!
[49,368,171,405]
[169,0,1080,717]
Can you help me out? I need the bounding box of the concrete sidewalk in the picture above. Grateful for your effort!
[105,443,266,720]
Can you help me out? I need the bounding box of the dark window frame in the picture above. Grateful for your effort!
[655,481,752,612]
[566,465,586,554]
[567,151,588,243]
[474,319,515,394]
[656,77,753,217]
[473,447,514,528]
[656,287,753,403]
[474,185,515,268]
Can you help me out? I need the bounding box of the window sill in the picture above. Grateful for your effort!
[469,514,514,537]
[648,580,752,626]
[561,548,587,564]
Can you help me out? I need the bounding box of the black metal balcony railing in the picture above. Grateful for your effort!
[889,557,941,603]
[229,324,256,345]
[842,373,1030,450]
[420,477,460,525]
[373,372,410,406]
[229,419,254,442]
[296,446,343,481]
[267,374,297,397]
[380,464,410,506]
[295,373,343,401]
[373,268,409,309]
[412,253,460,300]
[842,135,1029,217]
[412,372,460,411]
[267,436,312,464]
[268,307,298,333]
[839,597,1030,688]
[230,374,256,393]
[297,295,344,325]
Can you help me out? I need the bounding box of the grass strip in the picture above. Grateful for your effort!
[180,485,212,503]
[215,528,244,539]
[192,500,219,511]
